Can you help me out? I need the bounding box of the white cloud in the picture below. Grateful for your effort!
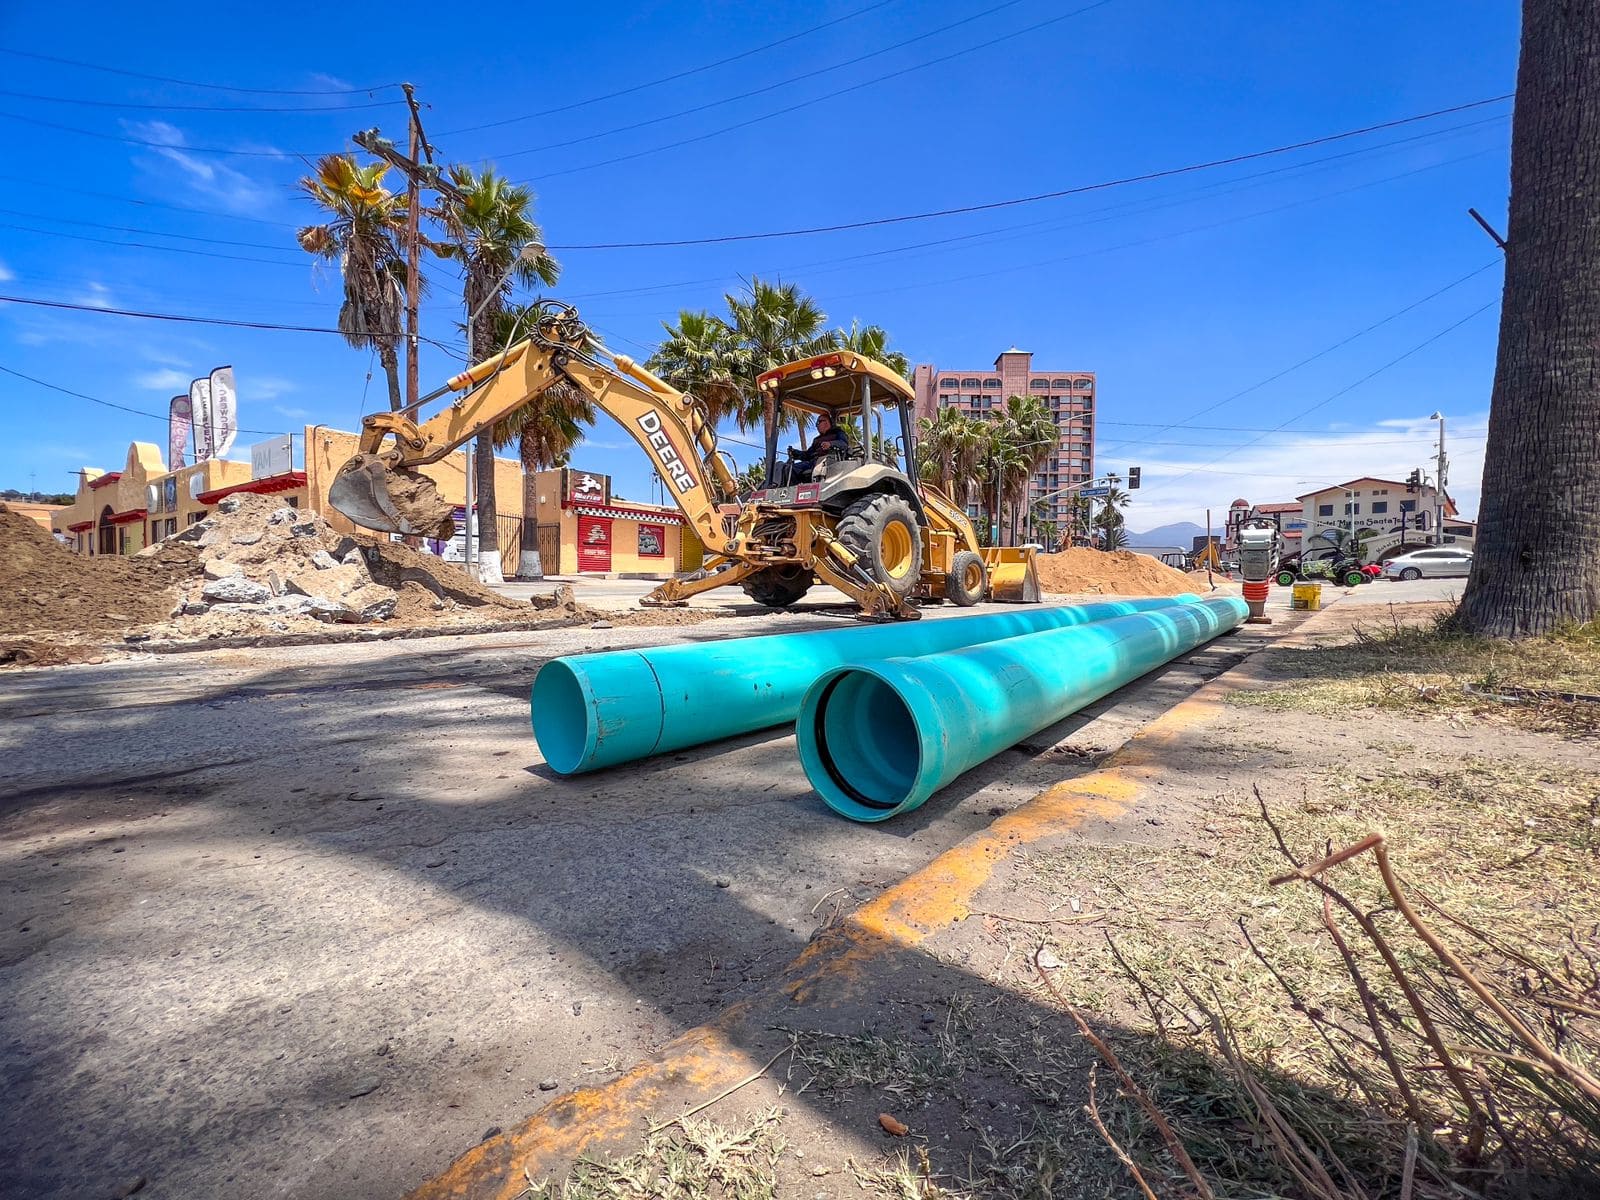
[136,368,191,391]
[1119,412,1490,532]
[250,376,297,401]
[124,120,274,214]
[308,72,356,92]
[76,281,115,310]
[274,405,311,420]
[0,260,14,283]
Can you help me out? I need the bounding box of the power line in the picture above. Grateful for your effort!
[0,47,401,95]
[542,93,1514,249]
[0,221,307,267]
[0,174,299,228]
[0,206,300,254]
[526,0,1120,180]
[0,109,332,157]
[441,0,903,135]
[1137,300,1501,496]
[0,87,401,113]
[490,0,1038,159]
[0,292,468,358]
[0,364,283,435]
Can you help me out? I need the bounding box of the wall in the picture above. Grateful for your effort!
[52,444,252,557]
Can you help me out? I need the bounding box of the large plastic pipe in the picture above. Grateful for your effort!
[531,596,1203,774]
[796,595,1248,822]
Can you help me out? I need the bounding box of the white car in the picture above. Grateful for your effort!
[1382,547,1474,580]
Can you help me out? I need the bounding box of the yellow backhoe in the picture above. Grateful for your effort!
[327,301,1039,620]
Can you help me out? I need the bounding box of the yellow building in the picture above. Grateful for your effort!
[51,429,698,579]
[6,500,67,532]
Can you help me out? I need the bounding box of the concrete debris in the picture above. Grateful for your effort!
[202,559,242,581]
[200,576,271,605]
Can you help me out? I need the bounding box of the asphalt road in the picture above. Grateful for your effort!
[0,593,1298,1199]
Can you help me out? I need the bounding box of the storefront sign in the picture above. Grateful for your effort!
[566,469,610,507]
[251,435,293,479]
[577,515,612,572]
[637,523,665,557]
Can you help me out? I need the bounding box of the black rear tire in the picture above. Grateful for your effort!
[1342,569,1365,588]
[835,494,923,600]
[740,565,812,608]
[1276,570,1297,587]
[945,549,986,606]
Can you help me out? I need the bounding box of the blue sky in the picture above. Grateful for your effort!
[0,1,1516,529]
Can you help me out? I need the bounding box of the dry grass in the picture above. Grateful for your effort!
[1229,612,1600,735]
[521,1111,785,1200]
[780,997,977,1101]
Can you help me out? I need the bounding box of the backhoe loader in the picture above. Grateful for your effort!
[327,301,1039,620]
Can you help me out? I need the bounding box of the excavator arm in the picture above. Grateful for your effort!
[328,303,738,552]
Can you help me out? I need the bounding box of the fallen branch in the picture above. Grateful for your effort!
[646,1043,793,1135]
[1085,1065,1161,1200]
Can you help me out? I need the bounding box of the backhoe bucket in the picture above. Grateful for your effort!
[982,546,1041,603]
[327,453,458,540]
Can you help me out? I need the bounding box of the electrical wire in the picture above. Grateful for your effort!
[489,0,1038,159]
[0,109,334,157]
[0,221,308,267]
[1136,300,1501,496]
[525,0,1120,179]
[0,47,402,95]
[0,174,300,228]
[0,206,302,254]
[0,87,401,113]
[0,292,469,358]
[0,363,284,435]
[441,0,903,134]
[542,93,1514,249]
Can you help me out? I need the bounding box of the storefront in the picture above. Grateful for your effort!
[530,467,689,578]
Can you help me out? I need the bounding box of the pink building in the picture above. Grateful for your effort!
[912,349,1096,526]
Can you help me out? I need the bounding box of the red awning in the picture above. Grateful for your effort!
[87,472,122,490]
[66,520,94,532]
[106,508,148,525]
[194,470,307,506]
[572,503,684,526]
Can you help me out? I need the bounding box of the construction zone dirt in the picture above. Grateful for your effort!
[0,504,198,640]
[1034,547,1199,596]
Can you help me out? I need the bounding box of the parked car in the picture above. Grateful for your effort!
[1382,547,1474,580]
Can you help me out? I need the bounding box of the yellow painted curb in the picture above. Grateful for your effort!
[406,617,1331,1200]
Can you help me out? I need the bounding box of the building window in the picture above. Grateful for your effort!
[982,379,1001,390]
[1371,501,1389,514]
[1344,503,1360,515]
[1050,380,1071,390]
[1029,378,1050,390]
[1318,504,1334,517]
[1400,500,1416,513]
[939,377,959,390]
[961,377,981,388]
[1075,378,1093,390]
[188,511,206,525]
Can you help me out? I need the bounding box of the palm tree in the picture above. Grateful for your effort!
[1458,0,1600,636]
[1035,518,1059,553]
[733,461,767,499]
[296,153,410,411]
[647,310,742,427]
[434,164,560,583]
[719,278,834,441]
[834,319,910,379]
[1064,493,1094,547]
[996,395,1057,543]
[1092,486,1131,551]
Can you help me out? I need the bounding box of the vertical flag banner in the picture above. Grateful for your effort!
[209,365,237,458]
[190,376,213,461]
[168,394,192,469]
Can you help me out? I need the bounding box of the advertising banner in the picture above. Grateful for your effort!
[209,366,238,458]
[189,376,213,461]
[566,469,610,507]
[577,515,612,572]
[168,394,192,469]
[637,523,665,557]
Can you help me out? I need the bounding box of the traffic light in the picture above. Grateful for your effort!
[1406,469,1421,493]
[1128,466,1141,489]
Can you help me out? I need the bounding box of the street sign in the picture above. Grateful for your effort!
[1081,486,1111,498]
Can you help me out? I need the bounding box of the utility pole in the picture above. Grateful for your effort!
[1431,411,1448,545]
[401,83,429,413]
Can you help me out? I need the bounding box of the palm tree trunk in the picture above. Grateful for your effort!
[1458,0,1600,636]
[378,344,403,411]
[473,431,503,584]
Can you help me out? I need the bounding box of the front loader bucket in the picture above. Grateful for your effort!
[982,547,1041,603]
[327,453,458,540]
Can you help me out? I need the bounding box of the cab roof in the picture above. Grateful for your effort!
[756,352,913,416]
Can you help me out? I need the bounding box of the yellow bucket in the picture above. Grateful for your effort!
[1291,582,1322,611]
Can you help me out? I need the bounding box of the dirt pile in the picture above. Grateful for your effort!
[0,503,199,638]
[1033,547,1200,596]
[142,493,558,640]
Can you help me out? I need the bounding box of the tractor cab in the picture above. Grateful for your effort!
[748,352,921,517]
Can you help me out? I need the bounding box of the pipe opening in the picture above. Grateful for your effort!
[811,670,921,813]
[530,661,592,775]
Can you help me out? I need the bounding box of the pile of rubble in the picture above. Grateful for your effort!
[1033,547,1201,597]
[151,493,549,634]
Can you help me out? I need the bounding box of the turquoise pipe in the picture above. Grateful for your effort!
[531,596,1202,774]
[796,595,1247,822]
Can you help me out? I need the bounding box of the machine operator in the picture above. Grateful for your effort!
[795,413,850,481]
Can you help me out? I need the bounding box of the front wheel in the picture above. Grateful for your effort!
[740,564,813,608]
[945,550,987,606]
[1399,566,1422,581]
[1276,570,1297,587]
[835,494,924,600]
[1342,569,1365,587]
